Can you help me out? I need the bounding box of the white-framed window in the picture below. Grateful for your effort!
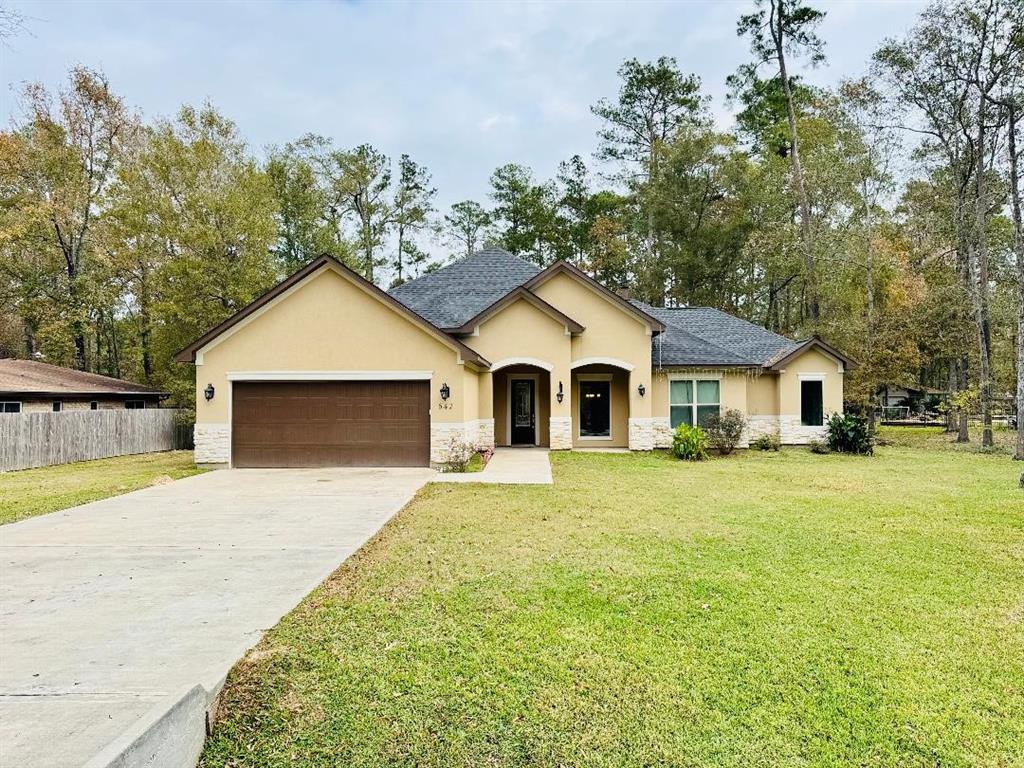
[799,375,825,426]
[669,378,720,428]
[577,373,613,440]
[0,401,22,413]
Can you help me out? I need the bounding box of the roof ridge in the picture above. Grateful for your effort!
[390,247,540,296]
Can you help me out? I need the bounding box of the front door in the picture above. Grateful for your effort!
[510,379,536,445]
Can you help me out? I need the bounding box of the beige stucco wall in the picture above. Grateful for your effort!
[777,348,844,417]
[746,373,779,416]
[194,266,478,428]
[470,297,572,431]
[530,272,653,423]
[570,365,629,448]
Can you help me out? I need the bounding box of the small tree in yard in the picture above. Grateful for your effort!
[704,409,747,455]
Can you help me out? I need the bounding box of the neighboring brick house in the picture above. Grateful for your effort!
[0,359,166,413]
[177,249,855,469]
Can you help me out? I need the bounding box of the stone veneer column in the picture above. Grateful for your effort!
[194,423,230,465]
[651,417,672,449]
[476,418,495,451]
[549,416,572,449]
[627,418,656,450]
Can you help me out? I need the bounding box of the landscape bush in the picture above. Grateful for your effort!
[703,409,747,455]
[439,434,476,472]
[750,432,781,451]
[825,412,874,455]
[672,424,709,461]
[809,439,831,454]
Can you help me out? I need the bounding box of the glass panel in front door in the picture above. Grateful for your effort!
[514,381,532,428]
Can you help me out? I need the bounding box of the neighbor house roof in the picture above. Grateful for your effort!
[0,359,166,398]
[388,247,543,329]
[175,254,491,369]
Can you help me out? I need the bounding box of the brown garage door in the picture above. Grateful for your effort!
[232,381,430,468]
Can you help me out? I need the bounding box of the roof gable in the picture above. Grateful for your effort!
[451,287,584,335]
[175,255,489,368]
[523,261,666,332]
[766,336,856,370]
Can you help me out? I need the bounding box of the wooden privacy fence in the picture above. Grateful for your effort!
[0,409,187,472]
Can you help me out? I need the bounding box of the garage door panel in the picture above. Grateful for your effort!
[232,381,429,467]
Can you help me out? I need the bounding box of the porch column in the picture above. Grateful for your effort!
[628,365,657,451]
[549,357,572,450]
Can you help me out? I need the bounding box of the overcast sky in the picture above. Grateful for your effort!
[2,0,928,215]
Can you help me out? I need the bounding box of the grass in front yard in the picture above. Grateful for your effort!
[203,447,1023,768]
[877,423,1017,455]
[0,451,204,525]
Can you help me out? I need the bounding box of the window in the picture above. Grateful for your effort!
[90,401,98,410]
[125,400,145,410]
[670,379,720,428]
[578,378,611,438]
[51,401,61,412]
[0,401,21,413]
[801,380,824,426]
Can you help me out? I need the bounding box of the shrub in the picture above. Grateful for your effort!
[704,409,747,455]
[439,434,476,472]
[808,439,830,454]
[750,432,781,451]
[825,412,874,455]
[672,424,709,461]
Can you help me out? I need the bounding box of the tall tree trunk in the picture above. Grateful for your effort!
[958,357,971,443]
[772,0,818,326]
[945,361,957,433]
[1008,103,1023,460]
[973,103,994,447]
[138,262,154,383]
[396,222,405,284]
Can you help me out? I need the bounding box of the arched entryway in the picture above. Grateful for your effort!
[491,361,552,447]
[570,361,632,448]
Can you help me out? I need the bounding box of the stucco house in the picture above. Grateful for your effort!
[177,249,853,468]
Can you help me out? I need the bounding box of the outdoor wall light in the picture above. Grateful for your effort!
[556,381,564,404]
[204,383,215,401]
[439,382,450,401]
[637,383,646,397]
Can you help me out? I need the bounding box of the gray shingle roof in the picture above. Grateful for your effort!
[389,248,798,368]
[389,248,541,328]
[636,303,798,367]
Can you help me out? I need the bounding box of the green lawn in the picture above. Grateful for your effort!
[202,444,1023,768]
[0,451,204,525]
[877,423,1017,455]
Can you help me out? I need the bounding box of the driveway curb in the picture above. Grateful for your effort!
[82,676,225,768]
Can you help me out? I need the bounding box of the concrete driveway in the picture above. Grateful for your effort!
[0,467,433,767]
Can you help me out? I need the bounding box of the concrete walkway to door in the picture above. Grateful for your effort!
[0,466,433,768]
[434,447,552,484]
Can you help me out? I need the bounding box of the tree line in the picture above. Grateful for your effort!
[0,0,1021,458]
